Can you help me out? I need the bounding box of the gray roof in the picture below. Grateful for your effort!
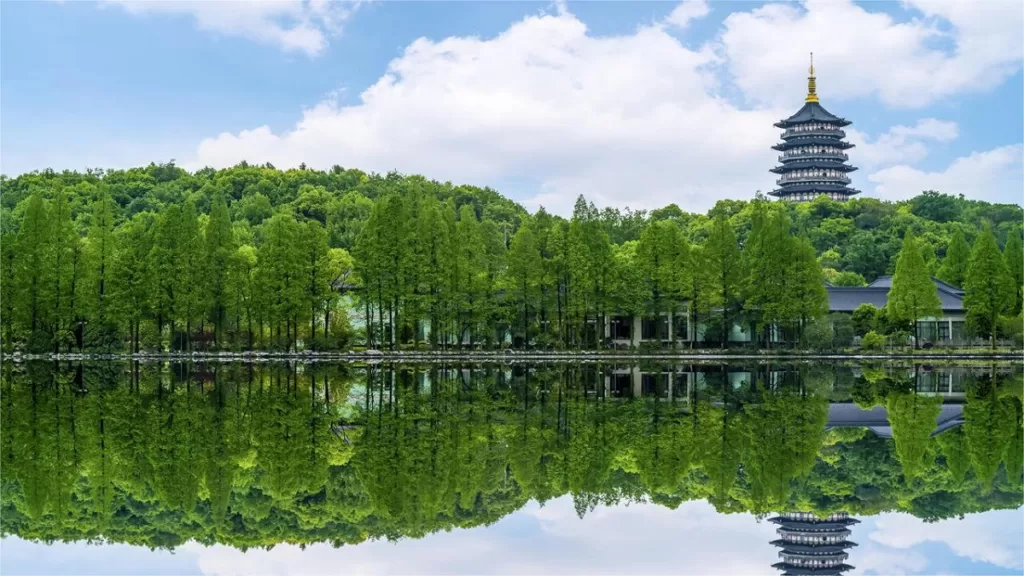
[827,277,964,313]
[827,403,965,439]
[774,102,852,127]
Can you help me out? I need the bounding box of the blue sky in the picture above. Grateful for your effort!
[2,499,1022,575]
[2,0,1021,213]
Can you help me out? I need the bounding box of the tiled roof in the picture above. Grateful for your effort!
[826,277,965,313]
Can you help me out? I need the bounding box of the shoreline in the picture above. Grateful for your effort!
[2,350,1021,363]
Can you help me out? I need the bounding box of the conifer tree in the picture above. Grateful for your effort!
[888,230,942,348]
[82,188,118,348]
[936,228,970,288]
[787,236,829,341]
[1003,230,1023,315]
[111,213,154,352]
[506,221,541,346]
[204,193,235,346]
[13,193,52,350]
[703,214,742,347]
[964,226,1013,349]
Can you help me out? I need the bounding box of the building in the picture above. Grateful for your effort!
[771,54,860,202]
[769,512,859,575]
[826,276,967,345]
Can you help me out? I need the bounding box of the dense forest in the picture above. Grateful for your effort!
[2,362,1021,549]
[1,163,1021,352]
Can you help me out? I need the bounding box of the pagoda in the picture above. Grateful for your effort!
[769,511,859,575]
[770,54,860,202]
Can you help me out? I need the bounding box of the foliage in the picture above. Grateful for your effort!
[1,163,1021,352]
[887,230,942,348]
[964,226,1014,349]
[851,303,879,337]
[1,361,1020,550]
[861,331,886,350]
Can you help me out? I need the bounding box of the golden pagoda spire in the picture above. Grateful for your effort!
[806,52,819,103]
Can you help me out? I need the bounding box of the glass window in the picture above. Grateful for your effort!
[938,321,950,341]
[641,317,668,340]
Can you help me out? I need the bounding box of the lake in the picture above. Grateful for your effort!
[1,361,1022,575]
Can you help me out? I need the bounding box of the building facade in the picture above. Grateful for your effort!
[770,54,860,202]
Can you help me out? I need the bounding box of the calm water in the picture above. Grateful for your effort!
[1,361,1022,575]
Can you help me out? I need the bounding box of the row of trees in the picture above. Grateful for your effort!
[3,188,355,352]
[2,163,1021,352]
[2,362,1021,548]
[355,194,828,349]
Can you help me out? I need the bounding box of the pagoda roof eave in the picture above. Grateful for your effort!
[771,162,858,173]
[770,185,861,197]
[773,139,855,151]
[775,101,851,127]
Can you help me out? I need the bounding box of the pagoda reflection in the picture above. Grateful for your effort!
[769,512,859,575]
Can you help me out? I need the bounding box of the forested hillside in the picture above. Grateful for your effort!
[1,162,1021,352]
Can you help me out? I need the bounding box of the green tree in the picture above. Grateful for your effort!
[851,303,878,337]
[111,214,154,352]
[936,228,970,288]
[82,189,119,349]
[505,221,542,346]
[1003,230,1023,315]
[703,214,742,348]
[963,226,1014,349]
[887,230,941,349]
[12,193,52,350]
[204,193,235,347]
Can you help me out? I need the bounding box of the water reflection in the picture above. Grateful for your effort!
[0,362,1020,573]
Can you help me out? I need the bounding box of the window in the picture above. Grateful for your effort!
[641,317,668,340]
[674,314,689,340]
[611,316,632,339]
[938,321,950,341]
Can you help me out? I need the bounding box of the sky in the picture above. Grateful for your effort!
[2,498,1022,575]
[1,0,1022,214]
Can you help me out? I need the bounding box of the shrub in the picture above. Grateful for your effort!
[861,331,886,350]
[851,304,878,336]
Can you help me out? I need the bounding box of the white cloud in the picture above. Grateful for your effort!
[103,0,361,56]
[718,0,1023,108]
[664,0,710,29]
[855,548,929,576]
[867,510,1024,570]
[848,118,959,169]
[182,1,1023,214]
[190,10,783,215]
[869,144,1023,203]
[182,497,779,575]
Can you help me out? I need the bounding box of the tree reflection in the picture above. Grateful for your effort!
[1,361,1020,549]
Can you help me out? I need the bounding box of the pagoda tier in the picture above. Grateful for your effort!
[770,54,860,202]
[769,512,859,576]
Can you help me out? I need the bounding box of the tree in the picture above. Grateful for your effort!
[82,189,119,349]
[111,214,154,352]
[1003,230,1023,315]
[887,230,941,349]
[963,226,1014,349]
[787,236,828,342]
[204,193,235,347]
[505,222,542,347]
[257,213,305,350]
[299,220,331,348]
[851,303,878,337]
[703,214,742,348]
[936,228,970,288]
[12,193,52,350]
[829,271,867,287]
